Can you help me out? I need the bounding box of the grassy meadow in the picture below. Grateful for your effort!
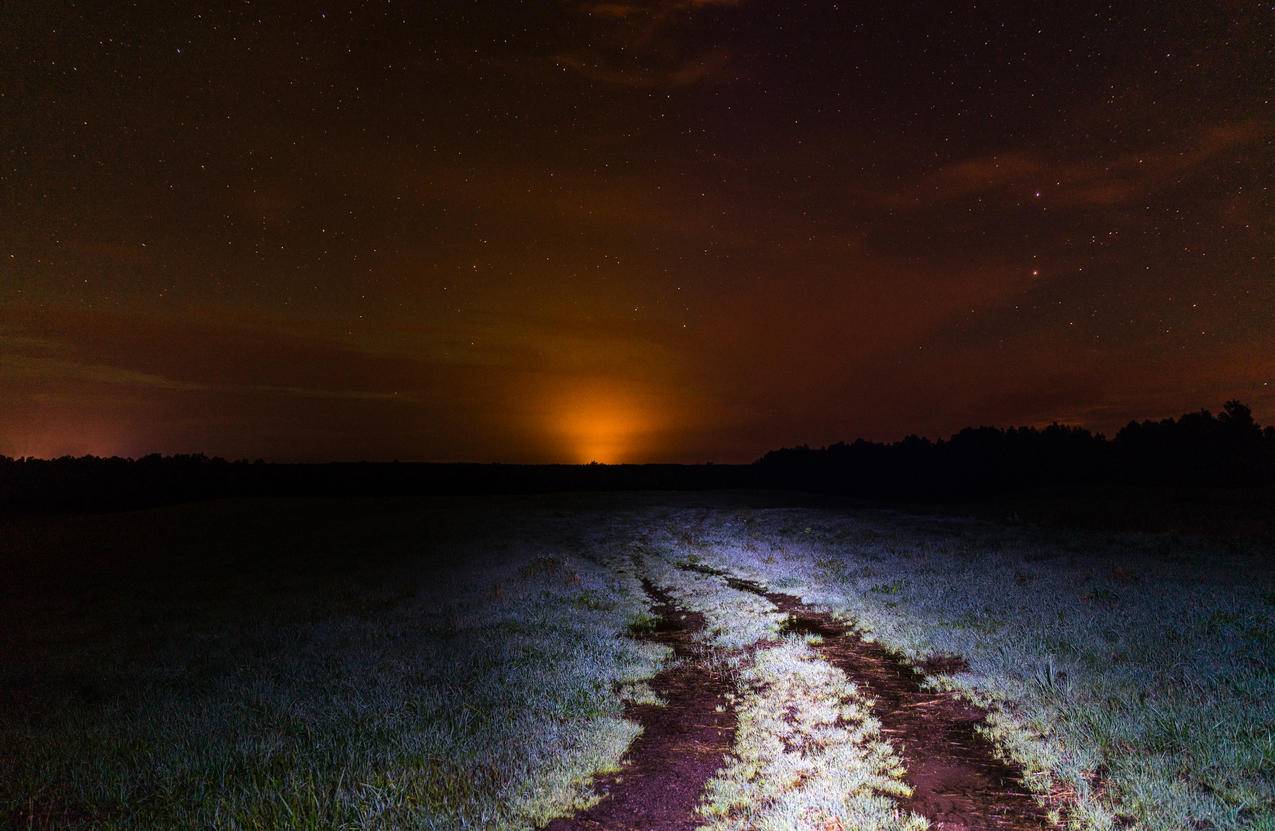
[3,498,663,829]
[2,493,1271,829]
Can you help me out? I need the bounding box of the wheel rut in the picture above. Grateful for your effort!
[543,579,736,831]
[684,563,1056,831]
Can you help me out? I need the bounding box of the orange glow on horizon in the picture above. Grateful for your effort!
[548,384,663,464]
[3,423,140,460]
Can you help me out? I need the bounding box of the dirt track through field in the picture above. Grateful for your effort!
[693,565,1054,831]
[543,579,736,831]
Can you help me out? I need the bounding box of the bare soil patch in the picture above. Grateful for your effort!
[693,565,1054,831]
[544,579,737,831]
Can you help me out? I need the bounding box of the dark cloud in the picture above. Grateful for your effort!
[554,0,742,87]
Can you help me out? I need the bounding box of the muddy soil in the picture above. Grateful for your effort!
[696,565,1054,831]
[544,579,736,831]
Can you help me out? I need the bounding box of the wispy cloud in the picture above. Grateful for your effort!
[895,119,1269,208]
[556,0,744,87]
[0,302,709,459]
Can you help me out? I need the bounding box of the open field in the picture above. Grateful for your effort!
[2,493,1272,830]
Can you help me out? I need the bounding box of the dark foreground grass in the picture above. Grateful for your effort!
[1,497,662,829]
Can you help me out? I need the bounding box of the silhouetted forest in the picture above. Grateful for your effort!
[2,401,1272,514]
[757,400,1275,498]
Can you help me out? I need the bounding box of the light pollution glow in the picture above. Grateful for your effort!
[547,385,662,464]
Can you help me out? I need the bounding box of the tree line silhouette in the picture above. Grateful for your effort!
[2,401,1272,512]
[757,400,1275,498]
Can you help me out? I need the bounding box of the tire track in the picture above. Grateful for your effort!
[684,563,1055,831]
[544,579,736,831]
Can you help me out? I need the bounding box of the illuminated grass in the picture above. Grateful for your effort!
[699,639,925,831]
[640,540,926,830]
[672,507,1275,831]
[640,549,783,649]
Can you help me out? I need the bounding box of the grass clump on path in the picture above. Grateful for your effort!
[700,638,926,831]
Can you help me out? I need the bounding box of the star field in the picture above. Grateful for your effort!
[2,1,1272,461]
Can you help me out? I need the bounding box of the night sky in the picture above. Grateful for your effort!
[4,2,1272,462]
